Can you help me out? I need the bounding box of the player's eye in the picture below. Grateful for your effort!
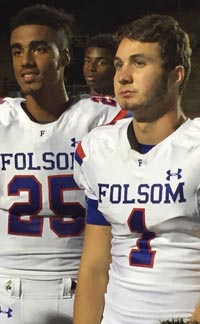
[97,59,107,66]
[114,59,123,70]
[133,58,145,68]
[84,58,90,64]
[11,49,22,57]
[34,45,48,53]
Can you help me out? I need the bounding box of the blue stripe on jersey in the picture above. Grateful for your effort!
[86,198,111,226]
[75,142,85,166]
[139,143,154,154]
[126,111,133,118]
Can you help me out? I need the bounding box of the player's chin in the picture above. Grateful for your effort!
[117,99,134,111]
[22,80,44,93]
[20,85,40,96]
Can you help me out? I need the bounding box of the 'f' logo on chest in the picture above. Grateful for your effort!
[40,130,45,136]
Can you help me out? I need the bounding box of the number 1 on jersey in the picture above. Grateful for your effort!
[127,208,156,268]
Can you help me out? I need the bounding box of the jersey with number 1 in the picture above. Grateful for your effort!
[74,117,200,324]
[0,96,129,278]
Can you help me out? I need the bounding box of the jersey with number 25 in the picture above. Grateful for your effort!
[0,96,128,278]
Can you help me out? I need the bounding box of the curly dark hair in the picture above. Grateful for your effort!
[10,3,74,50]
[84,33,117,57]
[115,14,192,94]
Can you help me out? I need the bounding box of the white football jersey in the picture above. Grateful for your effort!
[0,96,128,278]
[74,117,200,324]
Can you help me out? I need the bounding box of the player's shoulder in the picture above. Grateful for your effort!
[0,97,25,121]
[182,117,200,136]
[0,96,24,109]
[73,95,120,112]
[69,95,131,128]
[190,116,200,129]
[189,117,200,143]
[175,117,200,149]
[83,117,131,149]
[75,117,131,167]
[89,95,119,108]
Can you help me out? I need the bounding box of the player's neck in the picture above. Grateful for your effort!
[24,90,69,123]
[21,82,70,122]
[133,109,187,145]
[90,87,114,98]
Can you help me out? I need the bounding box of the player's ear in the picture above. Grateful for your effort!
[171,65,185,88]
[61,48,71,67]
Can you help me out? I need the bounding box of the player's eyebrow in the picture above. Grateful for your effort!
[114,53,146,62]
[85,55,107,60]
[10,43,22,50]
[10,40,49,50]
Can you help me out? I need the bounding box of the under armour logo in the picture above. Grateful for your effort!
[166,168,182,181]
[0,307,13,318]
[138,159,143,167]
[40,130,45,136]
[71,137,80,147]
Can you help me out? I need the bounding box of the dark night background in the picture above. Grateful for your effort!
[1,0,200,34]
[0,0,200,113]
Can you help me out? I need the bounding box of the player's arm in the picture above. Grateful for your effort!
[73,223,112,324]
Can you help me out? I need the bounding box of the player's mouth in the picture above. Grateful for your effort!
[23,74,36,82]
[21,70,39,82]
[119,90,136,98]
[86,76,96,82]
